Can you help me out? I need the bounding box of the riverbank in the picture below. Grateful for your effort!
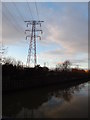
[3,76,89,93]
[2,64,90,93]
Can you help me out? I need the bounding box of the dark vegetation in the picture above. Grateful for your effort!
[2,57,90,92]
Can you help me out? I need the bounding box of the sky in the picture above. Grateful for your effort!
[0,1,88,69]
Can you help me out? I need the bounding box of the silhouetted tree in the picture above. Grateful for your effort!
[35,64,41,68]
[56,60,71,71]
[62,60,71,71]
[3,57,15,65]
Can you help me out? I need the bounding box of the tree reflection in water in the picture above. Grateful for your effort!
[3,82,88,118]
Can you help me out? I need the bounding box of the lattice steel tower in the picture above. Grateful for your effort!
[25,20,44,67]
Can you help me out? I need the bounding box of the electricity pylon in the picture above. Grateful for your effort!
[25,20,44,67]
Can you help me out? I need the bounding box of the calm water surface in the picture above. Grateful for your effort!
[3,81,89,118]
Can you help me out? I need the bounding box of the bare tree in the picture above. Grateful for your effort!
[62,60,71,71]
[56,60,71,71]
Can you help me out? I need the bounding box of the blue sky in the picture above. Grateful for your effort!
[1,1,88,68]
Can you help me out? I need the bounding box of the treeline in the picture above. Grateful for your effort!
[2,57,90,92]
[2,58,89,79]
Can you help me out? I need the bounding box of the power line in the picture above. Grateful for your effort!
[3,3,21,32]
[3,3,26,44]
[3,13,19,33]
[26,0,33,20]
[12,2,25,22]
[35,0,39,21]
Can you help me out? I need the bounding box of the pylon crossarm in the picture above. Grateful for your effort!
[25,30,31,34]
[26,36,31,40]
[37,36,41,40]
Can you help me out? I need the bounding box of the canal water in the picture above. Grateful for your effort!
[3,81,89,118]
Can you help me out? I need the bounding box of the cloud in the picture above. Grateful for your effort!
[38,3,88,67]
[40,3,88,54]
[38,49,88,68]
[2,2,26,45]
[2,3,88,46]
[1,2,88,68]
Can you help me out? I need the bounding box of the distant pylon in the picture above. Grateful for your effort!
[25,20,44,67]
